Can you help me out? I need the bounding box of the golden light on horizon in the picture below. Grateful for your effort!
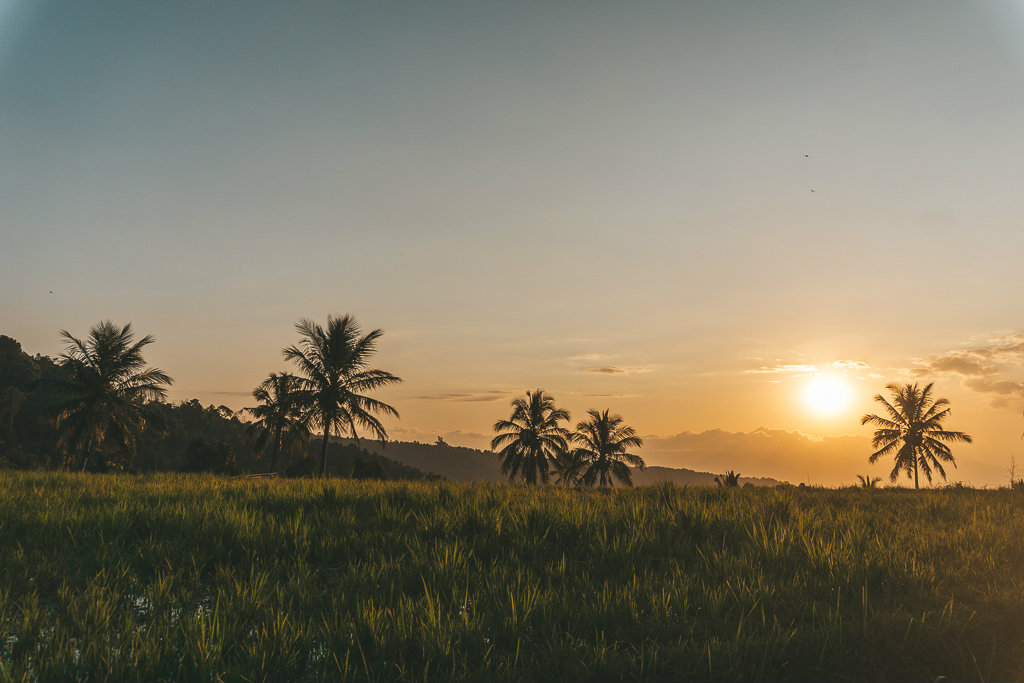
[802,375,852,417]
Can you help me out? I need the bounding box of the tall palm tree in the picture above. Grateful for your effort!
[283,315,402,477]
[245,372,309,473]
[491,389,570,484]
[52,321,172,471]
[861,382,972,489]
[573,409,645,487]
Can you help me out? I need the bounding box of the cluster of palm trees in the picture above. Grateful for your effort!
[246,315,402,476]
[51,315,403,475]
[490,389,645,487]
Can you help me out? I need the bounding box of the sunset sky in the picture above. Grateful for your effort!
[3,1,1024,486]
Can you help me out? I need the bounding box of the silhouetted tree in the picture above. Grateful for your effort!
[51,321,172,471]
[491,389,569,485]
[245,372,309,473]
[861,382,972,489]
[573,409,644,487]
[857,474,881,489]
[284,315,402,477]
[551,448,588,487]
[715,470,740,487]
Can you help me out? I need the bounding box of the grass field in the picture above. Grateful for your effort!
[0,473,1022,682]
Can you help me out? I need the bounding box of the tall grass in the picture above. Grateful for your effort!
[0,473,1022,681]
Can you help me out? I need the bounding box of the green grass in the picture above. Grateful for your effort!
[0,473,1022,681]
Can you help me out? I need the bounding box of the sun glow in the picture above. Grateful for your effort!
[802,375,851,416]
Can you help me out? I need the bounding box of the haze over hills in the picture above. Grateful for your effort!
[340,438,787,487]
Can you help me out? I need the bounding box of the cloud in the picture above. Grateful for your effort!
[831,360,870,370]
[906,332,1024,407]
[584,366,649,375]
[413,391,512,403]
[913,355,997,377]
[747,360,870,376]
[963,377,1024,395]
[746,363,817,375]
[961,333,1024,360]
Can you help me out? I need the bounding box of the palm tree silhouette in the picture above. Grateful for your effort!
[284,315,402,477]
[861,382,972,489]
[551,448,588,487]
[491,389,570,484]
[856,474,881,489]
[52,321,172,471]
[573,409,644,487]
[245,372,309,473]
[715,470,740,487]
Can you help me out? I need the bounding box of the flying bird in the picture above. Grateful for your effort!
[803,154,809,158]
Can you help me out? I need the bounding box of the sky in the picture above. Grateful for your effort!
[3,1,1024,486]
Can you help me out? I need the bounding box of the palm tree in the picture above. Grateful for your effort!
[284,315,402,477]
[551,448,589,487]
[573,409,645,487]
[715,470,740,488]
[245,372,309,473]
[52,321,172,470]
[861,382,972,489]
[491,389,570,484]
[856,474,881,489]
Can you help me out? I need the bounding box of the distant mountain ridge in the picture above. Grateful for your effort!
[336,438,786,487]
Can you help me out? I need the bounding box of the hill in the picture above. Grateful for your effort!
[340,438,786,486]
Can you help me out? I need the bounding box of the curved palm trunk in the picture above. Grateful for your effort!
[914,452,919,489]
[319,422,331,477]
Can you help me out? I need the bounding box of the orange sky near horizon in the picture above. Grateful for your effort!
[3,1,1024,486]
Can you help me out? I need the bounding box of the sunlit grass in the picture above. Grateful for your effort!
[0,473,1022,681]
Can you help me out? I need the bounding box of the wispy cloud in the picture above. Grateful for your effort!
[908,332,1024,407]
[413,391,512,403]
[584,366,649,375]
[747,360,870,376]
[746,363,817,375]
[831,360,870,370]
[912,355,997,377]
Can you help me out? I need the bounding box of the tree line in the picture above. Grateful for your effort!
[0,316,408,477]
[1,314,975,488]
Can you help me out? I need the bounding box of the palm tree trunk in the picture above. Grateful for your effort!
[319,423,331,478]
[914,452,919,490]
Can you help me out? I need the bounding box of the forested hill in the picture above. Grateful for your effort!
[340,438,786,487]
[0,333,433,480]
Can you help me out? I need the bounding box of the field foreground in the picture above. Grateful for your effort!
[0,474,1022,682]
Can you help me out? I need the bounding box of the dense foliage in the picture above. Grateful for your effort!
[0,474,1022,681]
[0,335,425,480]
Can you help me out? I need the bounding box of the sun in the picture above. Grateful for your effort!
[802,375,851,416]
